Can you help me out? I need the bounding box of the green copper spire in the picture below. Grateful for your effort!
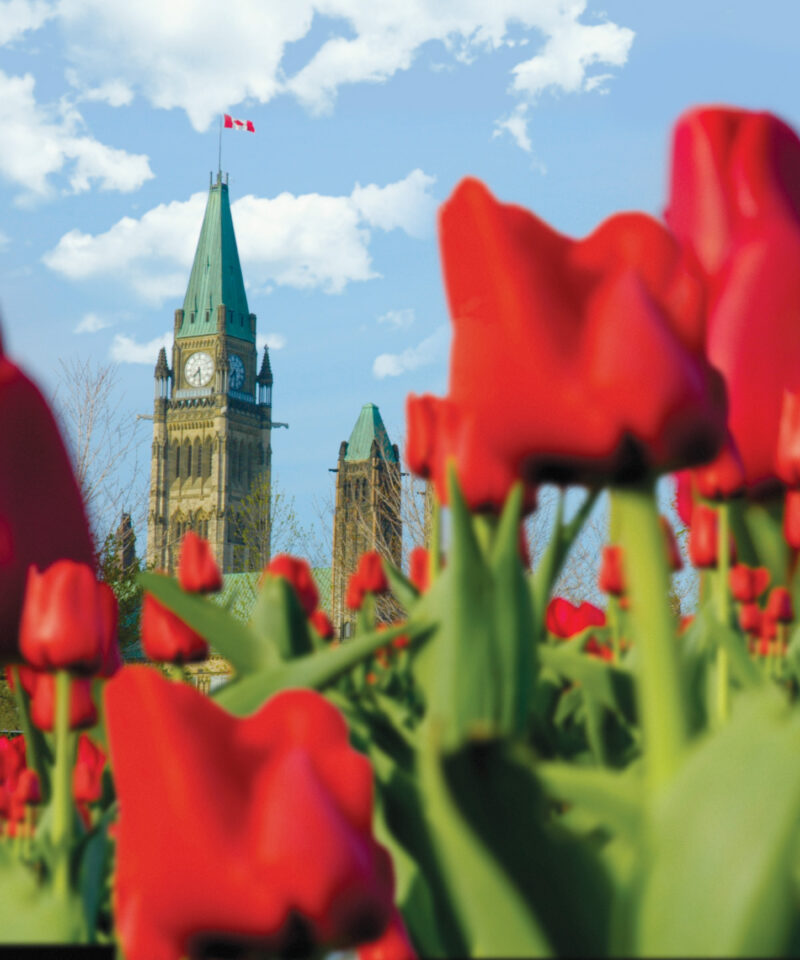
[345,403,398,462]
[178,174,253,341]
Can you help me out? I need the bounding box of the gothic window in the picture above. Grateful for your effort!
[194,438,202,478]
[230,441,238,481]
[204,438,213,479]
[175,443,181,478]
[184,440,192,478]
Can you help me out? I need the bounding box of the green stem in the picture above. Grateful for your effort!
[430,495,442,582]
[473,514,498,556]
[607,597,621,663]
[715,503,732,725]
[52,670,75,897]
[615,482,687,797]
[9,666,51,804]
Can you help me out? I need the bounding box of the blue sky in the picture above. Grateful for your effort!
[0,0,798,554]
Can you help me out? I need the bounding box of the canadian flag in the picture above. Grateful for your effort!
[223,114,255,133]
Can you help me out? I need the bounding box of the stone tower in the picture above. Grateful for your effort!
[147,172,274,574]
[330,403,402,636]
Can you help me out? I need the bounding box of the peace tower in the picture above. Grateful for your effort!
[147,172,274,574]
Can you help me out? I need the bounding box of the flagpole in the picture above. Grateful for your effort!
[218,115,222,179]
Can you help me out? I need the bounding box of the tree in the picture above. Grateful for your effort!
[51,357,148,556]
[237,473,317,570]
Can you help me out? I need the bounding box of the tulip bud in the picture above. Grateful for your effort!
[598,545,626,596]
[660,515,683,571]
[776,390,800,487]
[178,531,223,594]
[729,565,771,604]
[692,435,746,500]
[738,602,762,635]
[15,769,40,806]
[73,734,106,804]
[546,598,605,639]
[98,582,122,678]
[785,489,800,549]
[309,609,334,641]
[141,594,209,664]
[355,551,389,595]
[688,504,737,568]
[30,674,97,732]
[766,586,794,624]
[408,546,430,593]
[346,573,366,612]
[19,561,105,673]
[673,470,695,528]
[263,555,318,616]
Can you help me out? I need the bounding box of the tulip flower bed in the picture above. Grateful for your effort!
[5,103,800,958]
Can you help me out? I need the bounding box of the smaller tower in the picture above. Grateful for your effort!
[330,404,402,636]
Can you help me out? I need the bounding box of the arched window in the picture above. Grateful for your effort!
[194,438,202,478]
[174,443,181,479]
[204,438,213,479]
[183,440,191,479]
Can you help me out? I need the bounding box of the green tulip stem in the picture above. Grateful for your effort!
[52,669,75,897]
[715,502,732,725]
[607,596,621,663]
[616,481,687,797]
[429,494,442,582]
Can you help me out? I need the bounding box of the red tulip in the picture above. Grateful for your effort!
[785,489,800,549]
[73,734,106,804]
[692,435,745,500]
[264,555,319,616]
[309,609,334,641]
[355,552,389,596]
[140,594,209,664]
[104,667,396,960]
[598,546,625,596]
[660,515,683,572]
[0,736,25,790]
[766,587,794,624]
[678,615,694,635]
[546,598,605,639]
[15,769,40,806]
[29,673,97,731]
[739,603,762,635]
[408,546,429,593]
[19,561,106,673]
[585,637,613,661]
[666,107,800,495]
[178,531,223,594]
[358,909,417,960]
[673,470,695,528]
[346,573,366,612]
[776,391,800,487]
[688,504,737,569]
[98,582,122,678]
[729,565,770,604]
[0,346,94,662]
[406,178,726,510]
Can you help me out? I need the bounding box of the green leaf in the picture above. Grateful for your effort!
[213,621,429,716]
[248,574,313,660]
[78,805,116,938]
[538,645,637,724]
[419,730,552,957]
[383,558,420,613]
[139,573,272,675]
[534,761,643,839]
[637,688,800,956]
[0,848,85,942]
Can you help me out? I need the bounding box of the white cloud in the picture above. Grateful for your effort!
[0,0,53,47]
[257,333,286,352]
[55,1,633,132]
[109,331,171,365]
[0,231,9,251]
[373,325,449,379]
[493,103,533,153]
[0,70,153,199]
[74,311,112,333]
[511,8,634,101]
[377,308,414,329]
[65,69,134,107]
[44,169,436,301]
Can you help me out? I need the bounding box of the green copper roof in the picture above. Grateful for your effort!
[345,403,398,462]
[212,569,332,623]
[178,176,252,341]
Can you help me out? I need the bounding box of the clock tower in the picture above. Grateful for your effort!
[147,172,274,574]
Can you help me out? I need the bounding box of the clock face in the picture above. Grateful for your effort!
[228,354,245,391]
[184,352,214,387]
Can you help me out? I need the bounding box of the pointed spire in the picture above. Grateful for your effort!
[177,176,253,342]
[154,346,169,379]
[345,403,398,463]
[257,346,273,384]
